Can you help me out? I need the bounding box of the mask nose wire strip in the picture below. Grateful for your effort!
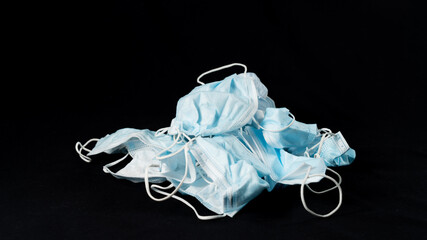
[197,63,247,85]
[251,112,296,133]
[300,166,343,218]
[75,138,100,163]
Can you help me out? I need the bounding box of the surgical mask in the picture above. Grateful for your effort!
[75,63,353,220]
[304,129,356,167]
[233,126,342,217]
[169,63,269,137]
[76,128,198,184]
[76,126,270,219]
[178,134,270,217]
[253,96,276,127]
[241,126,326,189]
[76,127,220,219]
[254,107,318,149]
[140,130,270,219]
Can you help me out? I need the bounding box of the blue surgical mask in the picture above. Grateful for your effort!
[179,134,270,217]
[169,64,270,137]
[242,126,326,190]
[242,126,341,218]
[304,130,356,167]
[75,63,353,220]
[257,107,318,149]
[77,127,269,219]
[82,128,199,185]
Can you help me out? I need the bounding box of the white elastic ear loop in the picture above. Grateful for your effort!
[75,138,99,163]
[155,127,170,136]
[300,166,343,218]
[304,130,334,157]
[306,167,342,194]
[155,132,182,159]
[155,127,193,160]
[149,184,226,220]
[251,112,296,133]
[319,128,332,134]
[313,133,329,158]
[144,143,192,202]
[197,63,247,85]
[102,153,130,174]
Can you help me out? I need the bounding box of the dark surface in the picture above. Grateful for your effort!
[4,0,427,239]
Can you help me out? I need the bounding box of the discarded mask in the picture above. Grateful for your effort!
[76,63,355,220]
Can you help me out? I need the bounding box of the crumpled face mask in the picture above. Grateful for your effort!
[169,63,272,137]
[239,126,326,190]
[304,129,356,167]
[75,63,355,220]
[182,134,270,217]
[78,128,197,184]
[256,107,318,149]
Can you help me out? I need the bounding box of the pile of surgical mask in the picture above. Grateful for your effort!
[75,63,355,220]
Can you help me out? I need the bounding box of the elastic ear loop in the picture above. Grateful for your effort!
[306,167,342,194]
[155,127,170,136]
[319,128,333,134]
[149,183,226,220]
[145,138,225,220]
[154,127,192,160]
[144,138,195,202]
[300,166,343,218]
[197,63,247,85]
[304,130,334,158]
[251,112,296,133]
[102,153,130,174]
[75,138,100,163]
[75,138,132,173]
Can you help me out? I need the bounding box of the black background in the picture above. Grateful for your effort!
[4,0,427,239]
